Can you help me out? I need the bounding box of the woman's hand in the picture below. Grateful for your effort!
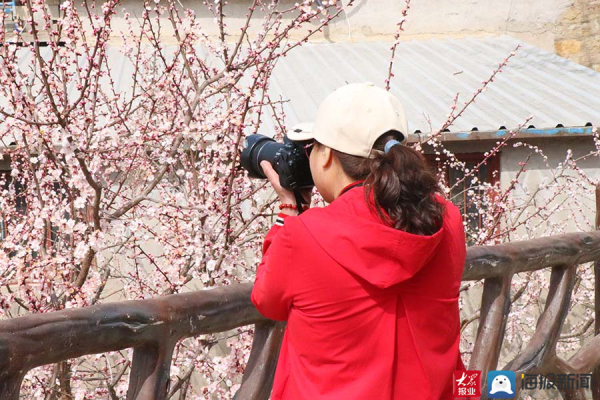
[261,161,312,215]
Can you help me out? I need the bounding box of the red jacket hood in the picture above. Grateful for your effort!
[298,186,447,289]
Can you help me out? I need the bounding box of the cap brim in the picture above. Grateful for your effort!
[286,122,314,141]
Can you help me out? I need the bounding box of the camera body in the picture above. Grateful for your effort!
[240,134,314,190]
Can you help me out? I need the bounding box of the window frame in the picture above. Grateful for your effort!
[424,151,501,243]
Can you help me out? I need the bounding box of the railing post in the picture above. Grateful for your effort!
[593,184,600,400]
[234,321,286,400]
[0,374,24,400]
[469,274,512,395]
[126,341,176,400]
[504,263,578,400]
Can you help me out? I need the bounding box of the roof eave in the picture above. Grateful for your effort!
[407,126,597,143]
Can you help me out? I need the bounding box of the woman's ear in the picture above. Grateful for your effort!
[321,146,333,169]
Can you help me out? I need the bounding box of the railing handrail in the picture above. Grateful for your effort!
[0,283,264,375]
[0,283,266,399]
[463,231,600,280]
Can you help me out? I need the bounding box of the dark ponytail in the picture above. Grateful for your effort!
[332,131,445,236]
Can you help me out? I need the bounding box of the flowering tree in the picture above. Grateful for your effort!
[1,0,599,398]
[0,0,351,397]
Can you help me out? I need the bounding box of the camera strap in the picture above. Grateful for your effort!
[339,180,365,196]
[293,190,307,214]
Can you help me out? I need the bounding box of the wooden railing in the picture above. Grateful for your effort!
[1,189,600,399]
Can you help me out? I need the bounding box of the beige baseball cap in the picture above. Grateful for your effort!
[287,83,408,158]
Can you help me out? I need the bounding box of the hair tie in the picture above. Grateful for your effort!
[384,139,402,154]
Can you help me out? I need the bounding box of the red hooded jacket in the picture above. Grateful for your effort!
[251,184,466,399]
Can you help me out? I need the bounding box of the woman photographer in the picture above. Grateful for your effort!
[251,83,466,400]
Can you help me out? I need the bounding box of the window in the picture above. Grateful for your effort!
[425,152,500,243]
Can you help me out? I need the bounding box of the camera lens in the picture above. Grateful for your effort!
[240,134,284,179]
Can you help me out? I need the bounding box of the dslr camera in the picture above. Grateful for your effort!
[240,134,314,190]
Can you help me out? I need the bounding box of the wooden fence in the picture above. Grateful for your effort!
[1,189,600,399]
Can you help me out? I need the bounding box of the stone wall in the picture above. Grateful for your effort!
[555,0,600,71]
[8,0,570,52]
